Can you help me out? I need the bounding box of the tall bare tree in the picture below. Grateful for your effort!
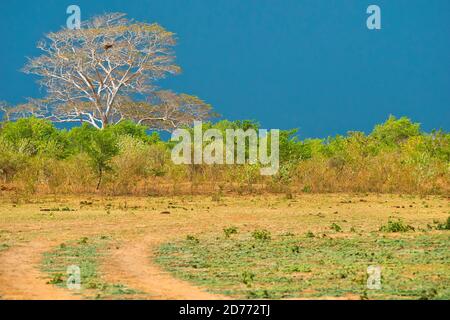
[15,13,214,130]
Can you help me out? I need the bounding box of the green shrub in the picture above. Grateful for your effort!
[223,226,238,238]
[0,117,68,158]
[371,115,421,146]
[186,235,200,244]
[380,219,415,233]
[435,217,450,230]
[252,229,271,241]
[47,273,64,285]
[241,271,255,286]
[0,138,28,181]
[330,223,342,232]
[305,231,315,238]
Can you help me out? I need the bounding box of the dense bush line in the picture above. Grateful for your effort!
[0,116,448,195]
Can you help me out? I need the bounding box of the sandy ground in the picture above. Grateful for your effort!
[0,193,448,300]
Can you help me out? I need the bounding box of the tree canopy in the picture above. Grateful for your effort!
[4,13,215,130]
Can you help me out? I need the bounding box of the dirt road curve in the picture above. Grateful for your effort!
[0,234,225,300]
[106,235,226,300]
[0,240,79,300]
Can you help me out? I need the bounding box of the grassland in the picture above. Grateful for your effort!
[0,193,448,300]
[156,230,449,299]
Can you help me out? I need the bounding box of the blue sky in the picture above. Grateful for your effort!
[0,0,449,137]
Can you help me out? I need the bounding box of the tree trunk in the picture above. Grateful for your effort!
[96,168,103,190]
[101,117,108,129]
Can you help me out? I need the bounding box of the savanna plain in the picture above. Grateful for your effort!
[0,193,448,300]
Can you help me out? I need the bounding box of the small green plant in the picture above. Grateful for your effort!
[110,284,140,295]
[360,290,369,300]
[86,279,107,290]
[305,231,315,238]
[223,226,238,238]
[251,229,271,241]
[247,290,272,299]
[78,237,89,244]
[47,273,64,285]
[330,223,342,232]
[291,245,301,254]
[186,235,200,244]
[288,264,312,273]
[419,288,438,300]
[435,217,450,230]
[380,219,415,233]
[241,271,255,286]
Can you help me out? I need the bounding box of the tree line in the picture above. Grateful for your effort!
[0,115,448,195]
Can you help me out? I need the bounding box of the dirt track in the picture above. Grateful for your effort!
[0,234,223,300]
[0,240,78,300]
[106,234,227,299]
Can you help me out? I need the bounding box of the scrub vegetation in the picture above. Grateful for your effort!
[0,115,448,196]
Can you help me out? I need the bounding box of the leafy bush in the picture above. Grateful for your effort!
[186,235,200,244]
[252,229,271,241]
[223,226,238,238]
[0,117,68,158]
[435,217,450,231]
[0,138,28,181]
[111,135,152,193]
[305,231,315,238]
[241,271,255,286]
[380,219,415,233]
[330,223,342,232]
[371,115,421,146]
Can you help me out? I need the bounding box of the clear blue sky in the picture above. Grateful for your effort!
[0,0,449,137]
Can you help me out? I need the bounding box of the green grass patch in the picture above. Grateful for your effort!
[434,217,450,231]
[155,231,450,299]
[380,219,415,233]
[42,236,143,299]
